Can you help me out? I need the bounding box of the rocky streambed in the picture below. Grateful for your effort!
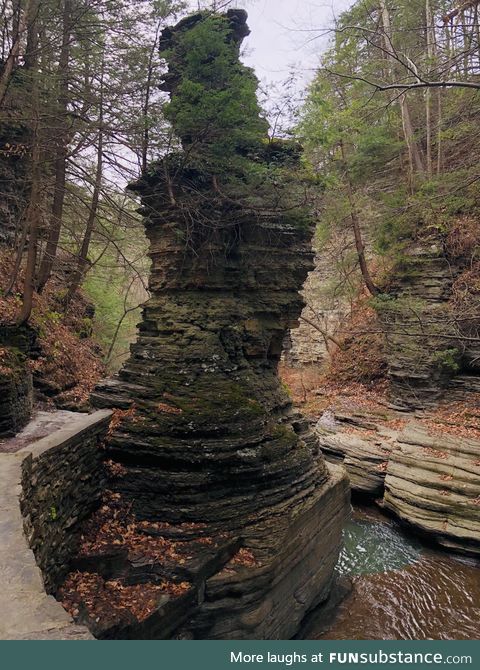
[303,506,480,640]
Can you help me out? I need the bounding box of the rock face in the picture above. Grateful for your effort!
[0,361,32,438]
[316,406,480,556]
[378,243,458,410]
[0,335,33,438]
[90,164,350,638]
[90,10,349,640]
[316,410,395,497]
[384,424,480,555]
[378,241,480,411]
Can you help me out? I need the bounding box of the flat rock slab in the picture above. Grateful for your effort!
[316,409,400,496]
[0,410,87,454]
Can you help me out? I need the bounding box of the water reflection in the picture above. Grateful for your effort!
[310,507,480,640]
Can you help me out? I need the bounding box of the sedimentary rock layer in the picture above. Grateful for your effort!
[316,406,480,555]
[384,424,480,555]
[91,195,350,636]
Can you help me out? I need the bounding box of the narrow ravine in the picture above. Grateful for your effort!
[305,506,480,640]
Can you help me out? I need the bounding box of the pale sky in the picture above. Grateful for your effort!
[240,0,354,88]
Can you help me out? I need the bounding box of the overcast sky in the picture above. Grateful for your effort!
[239,0,354,89]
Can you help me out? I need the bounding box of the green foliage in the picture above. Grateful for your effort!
[157,12,315,225]
[83,271,143,371]
[370,293,426,316]
[162,14,268,178]
[432,348,461,375]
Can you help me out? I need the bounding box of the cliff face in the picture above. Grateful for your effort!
[86,9,349,640]
[378,243,459,410]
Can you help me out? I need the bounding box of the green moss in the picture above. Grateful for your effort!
[172,380,265,422]
[0,346,27,382]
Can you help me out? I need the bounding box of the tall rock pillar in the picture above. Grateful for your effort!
[92,10,349,639]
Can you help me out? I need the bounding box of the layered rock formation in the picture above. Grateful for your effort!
[88,155,350,639]
[384,424,480,555]
[316,405,480,555]
[0,326,34,437]
[378,243,458,410]
[85,10,349,639]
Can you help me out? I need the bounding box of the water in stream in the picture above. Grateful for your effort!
[307,506,480,640]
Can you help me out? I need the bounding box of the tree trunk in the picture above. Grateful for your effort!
[425,0,434,177]
[16,3,41,326]
[64,58,104,306]
[0,0,35,107]
[37,0,73,291]
[380,0,424,184]
[436,88,443,174]
[340,140,380,297]
[23,0,39,69]
[141,21,162,173]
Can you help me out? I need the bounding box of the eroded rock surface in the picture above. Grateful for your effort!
[315,400,480,555]
[384,424,480,555]
[89,170,350,637]
[86,10,350,640]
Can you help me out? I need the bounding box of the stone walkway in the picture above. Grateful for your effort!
[0,411,103,639]
[0,410,88,453]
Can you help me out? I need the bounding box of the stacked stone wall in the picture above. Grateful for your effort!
[20,410,111,592]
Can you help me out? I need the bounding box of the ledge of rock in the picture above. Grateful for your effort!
[316,409,398,497]
[315,401,480,556]
[384,424,480,555]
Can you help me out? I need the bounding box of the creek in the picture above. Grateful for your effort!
[304,506,480,640]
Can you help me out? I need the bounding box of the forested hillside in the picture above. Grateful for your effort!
[285,0,480,411]
[0,0,187,424]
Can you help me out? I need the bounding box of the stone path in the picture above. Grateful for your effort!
[0,410,87,453]
[0,411,101,639]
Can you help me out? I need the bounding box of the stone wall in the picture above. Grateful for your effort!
[19,410,112,593]
[0,359,32,437]
[0,410,111,639]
